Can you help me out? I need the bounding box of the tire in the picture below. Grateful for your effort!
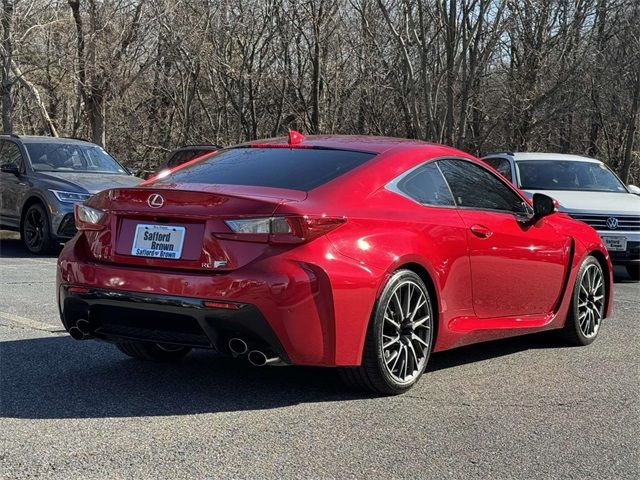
[561,256,605,346]
[21,203,57,254]
[116,341,191,362]
[626,264,640,281]
[339,269,434,395]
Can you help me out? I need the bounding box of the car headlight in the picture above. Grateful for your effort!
[49,190,92,204]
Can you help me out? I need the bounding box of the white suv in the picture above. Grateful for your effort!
[482,152,640,280]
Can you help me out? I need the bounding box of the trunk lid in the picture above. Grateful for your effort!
[87,184,305,271]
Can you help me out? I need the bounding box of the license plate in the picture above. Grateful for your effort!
[602,235,627,252]
[131,224,186,259]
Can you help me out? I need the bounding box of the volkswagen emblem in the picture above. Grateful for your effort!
[606,217,619,230]
[147,193,165,208]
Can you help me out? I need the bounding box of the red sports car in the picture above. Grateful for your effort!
[57,133,613,394]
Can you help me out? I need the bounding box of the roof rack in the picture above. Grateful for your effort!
[481,151,514,157]
[175,144,223,149]
[0,133,21,138]
[61,136,91,142]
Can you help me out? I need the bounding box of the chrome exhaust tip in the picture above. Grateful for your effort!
[76,319,91,335]
[69,318,92,340]
[68,326,85,340]
[228,337,248,356]
[247,350,283,367]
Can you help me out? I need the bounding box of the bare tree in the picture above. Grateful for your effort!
[0,0,637,182]
[1,0,13,133]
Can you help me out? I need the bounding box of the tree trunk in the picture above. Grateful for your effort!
[620,71,640,183]
[310,27,321,134]
[88,87,104,146]
[10,58,58,136]
[68,0,86,137]
[444,0,457,145]
[587,0,607,156]
[1,0,13,133]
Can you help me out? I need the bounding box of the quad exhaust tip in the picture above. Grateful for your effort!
[69,318,91,340]
[247,350,283,367]
[228,338,248,356]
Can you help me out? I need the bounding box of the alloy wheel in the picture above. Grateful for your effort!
[577,263,604,338]
[24,208,46,251]
[381,280,432,383]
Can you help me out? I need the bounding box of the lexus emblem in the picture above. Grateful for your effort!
[606,217,619,230]
[147,194,165,208]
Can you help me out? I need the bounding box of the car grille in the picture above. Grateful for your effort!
[569,214,640,232]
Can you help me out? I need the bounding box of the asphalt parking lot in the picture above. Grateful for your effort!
[1,231,638,479]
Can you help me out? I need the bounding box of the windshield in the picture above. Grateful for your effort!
[517,160,627,193]
[25,142,127,174]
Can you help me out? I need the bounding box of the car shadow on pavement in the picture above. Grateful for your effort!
[0,232,62,259]
[612,265,636,284]
[1,331,564,420]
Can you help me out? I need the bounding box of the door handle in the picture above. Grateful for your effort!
[470,224,493,238]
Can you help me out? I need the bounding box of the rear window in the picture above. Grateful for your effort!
[156,147,376,191]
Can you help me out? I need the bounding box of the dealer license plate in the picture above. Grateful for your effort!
[131,224,186,259]
[601,235,627,252]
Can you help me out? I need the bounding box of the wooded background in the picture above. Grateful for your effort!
[1,0,639,182]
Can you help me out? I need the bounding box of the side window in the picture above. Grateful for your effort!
[483,157,512,181]
[396,162,455,206]
[438,159,528,214]
[0,141,24,170]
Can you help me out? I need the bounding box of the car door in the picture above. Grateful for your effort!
[438,158,570,319]
[0,140,28,227]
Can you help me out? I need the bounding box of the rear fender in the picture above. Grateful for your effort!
[326,221,473,356]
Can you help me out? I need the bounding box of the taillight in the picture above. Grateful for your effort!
[74,204,106,231]
[219,216,345,244]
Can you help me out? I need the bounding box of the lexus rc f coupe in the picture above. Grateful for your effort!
[57,133,613,394]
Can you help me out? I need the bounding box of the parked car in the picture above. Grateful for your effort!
[482,152,640,280]
[0,135,141,254]
[58,134,613,394]
[164,144,222,169]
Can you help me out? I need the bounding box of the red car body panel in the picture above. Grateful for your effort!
[57,136,613,366]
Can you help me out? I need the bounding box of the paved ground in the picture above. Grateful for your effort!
[1,231,638,479]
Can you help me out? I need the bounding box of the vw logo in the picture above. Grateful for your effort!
[147,194,165,208]
[606,217,619,230]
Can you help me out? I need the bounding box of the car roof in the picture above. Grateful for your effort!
[1,135,97,146]
[172,144,221,150]
[512,152,601,164]
[243,135,433,154]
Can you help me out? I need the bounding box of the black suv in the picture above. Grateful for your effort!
[0,135,140,254]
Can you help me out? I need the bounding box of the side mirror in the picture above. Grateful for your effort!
[0,162,20,175]
[627,184,640,195]
[533,193,555,219]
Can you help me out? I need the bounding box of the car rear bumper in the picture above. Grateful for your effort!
[57,234,382,366]
[59,286,290,361]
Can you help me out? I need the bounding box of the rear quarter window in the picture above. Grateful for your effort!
[395,162,454,206]
[157,147,376,191]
